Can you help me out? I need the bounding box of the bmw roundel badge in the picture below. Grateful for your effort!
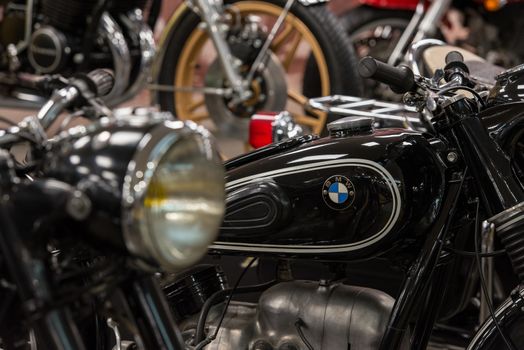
[322,175,355,210]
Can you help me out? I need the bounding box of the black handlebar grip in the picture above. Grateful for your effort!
[358,56,415,93]
[445,51,464,65]
[444,51,469,75]
[86,69,115,97]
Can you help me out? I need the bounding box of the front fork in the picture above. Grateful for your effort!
[189,0,250,100]
[187,0,295,103]
[0,151,86,350]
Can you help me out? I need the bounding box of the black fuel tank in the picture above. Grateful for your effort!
[488,63,524,106]
[211,129,444,260]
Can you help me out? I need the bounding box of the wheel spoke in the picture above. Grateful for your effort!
[271,24,295,52]
[288,90,309,106]
[282,32,302,71]
[188,98,205,112]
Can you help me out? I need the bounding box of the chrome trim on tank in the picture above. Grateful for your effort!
[211,158,401,253]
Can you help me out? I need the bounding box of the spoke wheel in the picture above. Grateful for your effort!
[158,0,363,140]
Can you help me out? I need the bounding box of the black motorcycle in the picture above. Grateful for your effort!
[164,50,524,350]
[0,0,157,108]
[0,69,226,349]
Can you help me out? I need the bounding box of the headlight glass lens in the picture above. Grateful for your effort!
[140,133,224,271]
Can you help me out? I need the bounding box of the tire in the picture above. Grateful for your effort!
[340,5,413,99]
[157,0,363,137]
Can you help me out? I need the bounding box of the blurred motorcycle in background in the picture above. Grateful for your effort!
[341,0,524,98]
[0,0,156,107]
[0,0,363,140]
[153,0,363,137]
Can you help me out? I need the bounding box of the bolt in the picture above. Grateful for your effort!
[447,151,458,163]
[66,190,92,221]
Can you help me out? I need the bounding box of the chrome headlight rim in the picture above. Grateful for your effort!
[121,120,220,270]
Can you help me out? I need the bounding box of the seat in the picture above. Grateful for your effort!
[423,45,505,85]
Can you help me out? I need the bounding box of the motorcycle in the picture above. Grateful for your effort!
[0,0,156,108]
[163,48,524,349]
[0,0,363,138]
[341,0,524,98]
[152,0,363,136]
[0,69,226,349]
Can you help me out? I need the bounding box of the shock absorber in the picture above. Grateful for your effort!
[488,202,524,282]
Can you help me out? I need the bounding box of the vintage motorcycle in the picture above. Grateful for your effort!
[163,48,524,349]
[0,0,362,138]
[153,0,363,136]
[0,69,226,349]
[0,0,156,108]
[342,0,524,98]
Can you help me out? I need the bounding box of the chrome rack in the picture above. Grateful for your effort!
[307,95,424,130]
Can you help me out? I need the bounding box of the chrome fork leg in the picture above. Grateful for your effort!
[387,0,452,66]
[191,0,250,100]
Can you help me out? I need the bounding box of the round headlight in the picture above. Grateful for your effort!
[122,121,225,271]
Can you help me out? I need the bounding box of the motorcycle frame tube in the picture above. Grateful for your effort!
[378,170,463,350]
[0,159,86,349]
[124,275,185,349]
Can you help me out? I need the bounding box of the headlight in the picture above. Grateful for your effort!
[122,120,225,271]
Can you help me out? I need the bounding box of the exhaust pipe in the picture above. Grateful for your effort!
[99,12,131,106]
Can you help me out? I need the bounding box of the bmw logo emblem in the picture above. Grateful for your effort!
[322,175,355,210]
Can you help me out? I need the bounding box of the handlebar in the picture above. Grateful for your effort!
[37,69,115,130]
[0,69,115,146]
[443,51,469,84]
[358,56,416,94]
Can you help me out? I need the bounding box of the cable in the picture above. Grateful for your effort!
[437,85,486,109]
[193,257,259,350]
[443,246,506,257]
[193,277,277,345]
[295,318,314,350]
[474,199,517,350]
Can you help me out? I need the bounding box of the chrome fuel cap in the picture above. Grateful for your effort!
[327,116,374,137]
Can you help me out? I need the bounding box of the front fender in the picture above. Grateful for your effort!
[467,286,524,349]
[151,3,192,90]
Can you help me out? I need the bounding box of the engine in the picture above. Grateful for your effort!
[166,265,405,350]
[25,0,147,74]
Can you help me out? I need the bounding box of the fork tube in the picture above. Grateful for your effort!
[412,0,452,42]
[192,0,247,98]
[0,154,85,349]
[124,275,185,350]
[387,0,425,66]
[379,172,463,350]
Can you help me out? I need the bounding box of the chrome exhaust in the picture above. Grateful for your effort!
[99,12,131,106]
[114,9,156,105]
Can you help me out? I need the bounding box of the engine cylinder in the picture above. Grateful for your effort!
[180,281,407,350]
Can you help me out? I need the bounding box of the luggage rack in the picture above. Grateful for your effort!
[307,95,424,130]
